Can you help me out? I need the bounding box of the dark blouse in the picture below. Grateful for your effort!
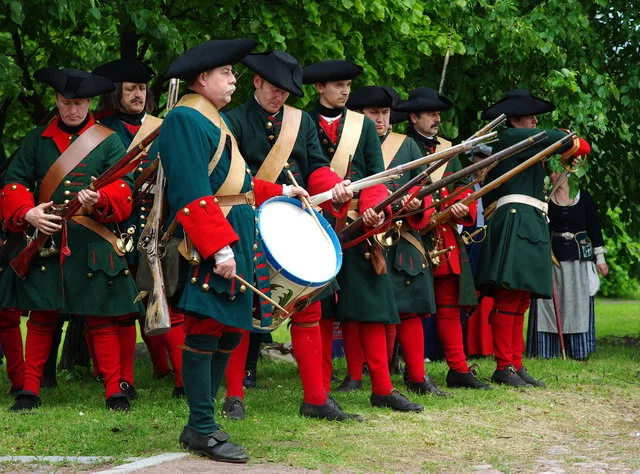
[549,190,604,261]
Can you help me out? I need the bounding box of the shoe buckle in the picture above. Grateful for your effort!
[209,430,230,444]
[119,381,130,391]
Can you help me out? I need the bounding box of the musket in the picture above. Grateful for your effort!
[10,126,160,279]
[138,78,180,336]
[420,132,575,235]
[412,131,548,204]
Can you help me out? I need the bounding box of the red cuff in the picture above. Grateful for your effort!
[1,183,35,232]
[93,179,133,223]
[177,196,239,260]
[308,167,351,217]
[561,136,591,161]
[253,179,284,206]
[406,189,436,230]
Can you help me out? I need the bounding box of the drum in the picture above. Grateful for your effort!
[253,196,342,332]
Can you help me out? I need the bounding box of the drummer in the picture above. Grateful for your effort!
[224,50,359,422]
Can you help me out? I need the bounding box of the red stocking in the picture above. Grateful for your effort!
[397,316,425,382]
[359,323,392,396]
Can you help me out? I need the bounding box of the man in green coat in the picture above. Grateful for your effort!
[304,60,422,412]
[396,87,491,391]
[224,50,358,422]
[477,89,590,387]
[0,68,140,412]
[94,58,184,399]
[159,39,308,463]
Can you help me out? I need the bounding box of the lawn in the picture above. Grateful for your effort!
[0,298,638,473]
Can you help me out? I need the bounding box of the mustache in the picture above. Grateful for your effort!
[226,85,236,94]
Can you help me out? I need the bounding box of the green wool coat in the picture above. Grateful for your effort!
[158,104,273,330]
[100,115,156,266]
[382,133,436,315]
[309,106,399,324]
[476,127,571,298]
[0,123,141,316]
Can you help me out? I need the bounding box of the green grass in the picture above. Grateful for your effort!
[0,300,638,472]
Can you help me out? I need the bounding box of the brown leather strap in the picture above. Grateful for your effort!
[330,110,365,178]
[71,215,125,256]
[126,115,162,152]
[39,124,114,203]
[381,132,406,169]
[430,136,452,182]
[401,230,427,258]
[215,191,256,207]
[255,105,303,183]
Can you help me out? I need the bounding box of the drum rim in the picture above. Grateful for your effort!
[257,196,343,287]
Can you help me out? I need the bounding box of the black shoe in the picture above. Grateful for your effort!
[172,386,185,398]
[492,365,532,387]
[222,396,245,420]
[181,426,249,463]
[446,369,493,390]
[300,396,362,422]
[120,381,138,400]
[9,393,41,412]
[243,370,257,389]
[106,394,131,411]
[371,389,424,412]
[406,375,452,397]
[335,375,363,392]
[40,375,58,389]
[516,366,546,388]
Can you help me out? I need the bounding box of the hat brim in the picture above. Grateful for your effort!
[481,94,556,120]
[394,96,453,112]
[166,39,257,80]
[93,59,154,84]
[35,67,115,98]
[243,55,303,97]
[302,60,363,84]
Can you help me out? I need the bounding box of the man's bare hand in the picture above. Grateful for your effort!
[24,201,63,235]
[401,194,422,212]
[331,179,353,204]
[362,208,384,227]
[214,258,237,279]
[597,262,609,278]
[450,202,469,219]
[289,186,310,201]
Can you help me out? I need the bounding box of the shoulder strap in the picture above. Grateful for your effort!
[430,136,452,183]
[126,114,163,152]
[174,94,246,216]
[381,132,406,170]
[330,109,365,178]
[39,123,114,203]
[255,105,303,183]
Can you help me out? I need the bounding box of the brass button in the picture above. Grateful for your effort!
[64,180,71,186]
[250,181,255,189]
[214,197,219,203]
[124,269,130,276]
[140,215,147,220]
[201,283,210,291]
[405,280,411,286]
[240,285,246,293]
[64,199,70,204]
[266,121,273,129]
[10,185,16,190]
[87,272,94,279]
[330,167,335,172]
[422,263,427,270]
[364,252,371,259]
[254,217,258,223]
[284,163,290,169]
[542,211,547,217]
[510,208,517,214]
[190,277,197,284]
[228,295,236,301]
[140,223,145,228]
[246,168,252,174]
[107,280,115,287]
[328,147,335,153]
[268,135,275,141]
[127,196,132,202]
[40,266,47,272]
[253,256,257,262]
[252,243,258,250]
[121,183,126,188]
[199,200,207,207]
[140,207,146,211]
[137,167,144,172]
[64,190,71,196]
[183,208,190,215]
[322,139,328,145]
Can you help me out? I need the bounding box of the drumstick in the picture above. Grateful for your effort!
[286,170,332,243]
[234,274,289,315]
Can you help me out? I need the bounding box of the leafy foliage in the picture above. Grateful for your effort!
[0,0,638,293]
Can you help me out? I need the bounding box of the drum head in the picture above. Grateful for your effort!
[258,197,341,286]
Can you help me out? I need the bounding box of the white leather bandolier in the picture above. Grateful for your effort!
[495,194,549,214]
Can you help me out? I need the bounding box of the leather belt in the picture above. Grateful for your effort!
[215,191,256,207]
[495,194,548,214]
[552,230,585,240]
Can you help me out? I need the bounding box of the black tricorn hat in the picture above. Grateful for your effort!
[93,59,154,84]
[166,39,257,80]
[347,85,399,110]
[243,50,304,97]
[481,89,556,120]
[34,67,115,98]
[302,60,363,84]
[394,87,453,112]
